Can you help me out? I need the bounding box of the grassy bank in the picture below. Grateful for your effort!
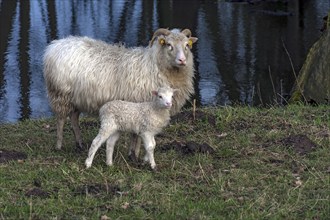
[0,105,329,219]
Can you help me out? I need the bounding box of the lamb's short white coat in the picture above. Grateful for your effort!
[85,87,177,169]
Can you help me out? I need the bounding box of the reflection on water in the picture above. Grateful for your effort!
[0,0,328,123]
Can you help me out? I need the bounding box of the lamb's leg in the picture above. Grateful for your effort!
[135,136,142,158]
[56,116,65,150]
[128,134,141,161]
[106,131,120,166]
[85,130,110,168]
[141,133,156,169]
[70,110,83,150]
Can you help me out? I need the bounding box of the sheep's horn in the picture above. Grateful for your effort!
[149,28,171,47]
[181,29,192,38]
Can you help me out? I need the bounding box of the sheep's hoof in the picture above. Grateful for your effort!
[128,153,139,163]
[75,142,85,152]
[151,166,158,172]
[55,143,62,150]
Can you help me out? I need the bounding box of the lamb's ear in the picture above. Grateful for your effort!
[152,91,158,96]
[173,89,180,95]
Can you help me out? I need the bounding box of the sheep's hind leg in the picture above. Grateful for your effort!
[85,131,109,168]
[106,131,120,166]
[70,110,83,150]
[128,134,141,162]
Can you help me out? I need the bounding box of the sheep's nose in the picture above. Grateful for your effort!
[176,57,186,65]
[178,58,186,65]
[176,51,186,65]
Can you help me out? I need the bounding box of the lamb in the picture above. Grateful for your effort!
[85,87,177,169]
[43,28,198,157]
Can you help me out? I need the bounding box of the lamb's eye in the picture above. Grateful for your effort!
[158,95,163,99]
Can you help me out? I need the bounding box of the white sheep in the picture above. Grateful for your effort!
[43,28,198,158]
[85,87,177,169]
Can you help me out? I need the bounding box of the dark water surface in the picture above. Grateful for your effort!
[0,0,329,123]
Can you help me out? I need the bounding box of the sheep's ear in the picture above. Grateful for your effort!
[188,37,198,49]
[149,28,171,47]
[181,29,192,38]
[152,91,158,96]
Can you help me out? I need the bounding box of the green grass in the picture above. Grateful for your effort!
[0,105,329,219]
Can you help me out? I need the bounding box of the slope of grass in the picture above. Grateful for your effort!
[0,105,329,219]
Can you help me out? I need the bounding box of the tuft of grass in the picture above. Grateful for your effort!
[0,105,329,219]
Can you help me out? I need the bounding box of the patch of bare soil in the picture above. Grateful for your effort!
[25,187,50,198]
[171,110,217,127]
[73,184,121,197]
[0,149,27,163]
[24,179,57,198]
[161,140,215,155]
[279,134,317,155]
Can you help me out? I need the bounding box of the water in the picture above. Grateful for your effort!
[0,0,329,123]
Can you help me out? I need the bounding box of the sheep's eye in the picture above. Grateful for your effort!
[185,44,189,50]
[167,44,173,51]
[158,95,163,99]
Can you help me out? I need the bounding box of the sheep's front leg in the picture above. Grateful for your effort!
[85,131,109,168]
[141,133,156,169]
[56,116,66,150]
[106,131,120,166]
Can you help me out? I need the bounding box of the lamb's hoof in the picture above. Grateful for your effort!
[106,162,113,167]
[85,160,92,169]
